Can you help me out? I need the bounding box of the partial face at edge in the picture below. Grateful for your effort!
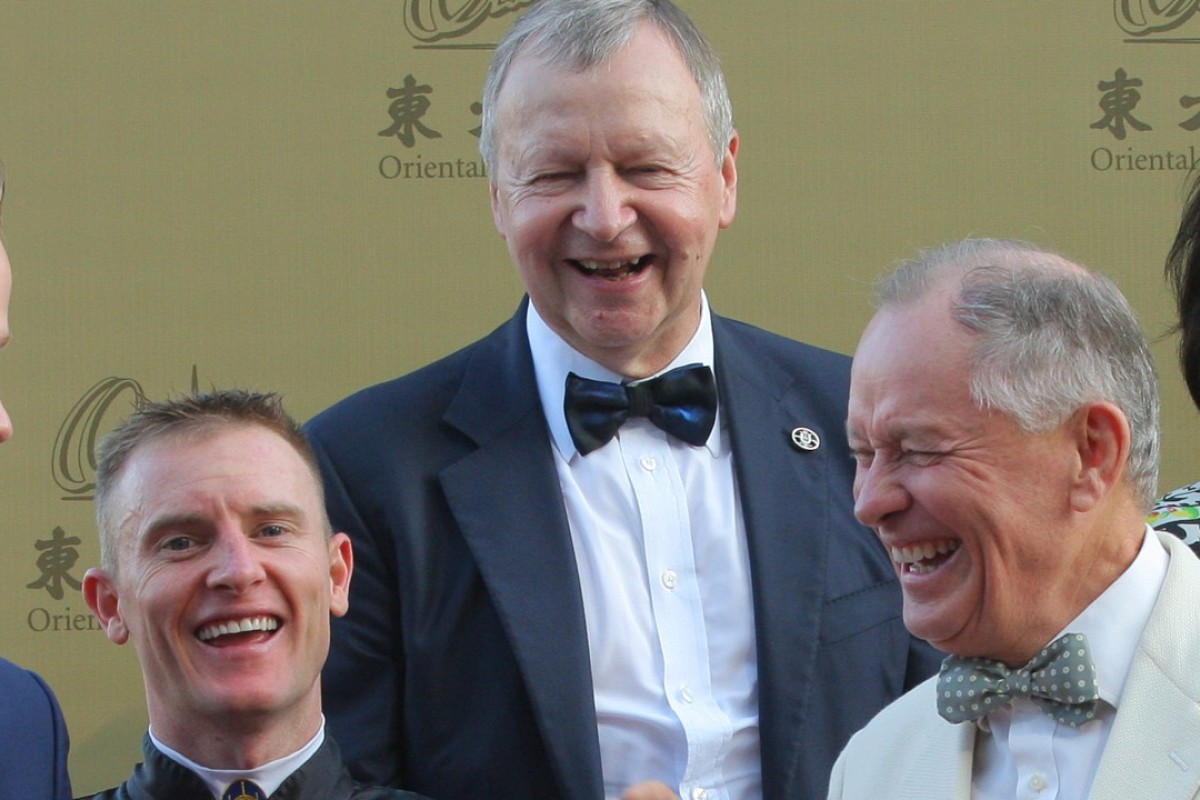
[0,233,14,443]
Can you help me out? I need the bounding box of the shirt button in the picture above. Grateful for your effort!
[679,685,694,703]
[661,569,678,590]
[691,789,709,800]
[640,455,657,471]
[1029,773,1047,792]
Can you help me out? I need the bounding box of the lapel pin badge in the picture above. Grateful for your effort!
[790,427,820,452]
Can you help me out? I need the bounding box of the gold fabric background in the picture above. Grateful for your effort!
[0,2,1195,792]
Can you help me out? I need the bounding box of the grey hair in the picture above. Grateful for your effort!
[479,0,733,175]
[874,238,1160,510]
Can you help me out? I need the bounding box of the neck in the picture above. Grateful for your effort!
[997,512,1147,666]
[150,708,323,771]
[532,296,704,381]
[576,322,698,380]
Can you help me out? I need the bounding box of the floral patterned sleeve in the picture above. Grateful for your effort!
[1149,481,1200,554]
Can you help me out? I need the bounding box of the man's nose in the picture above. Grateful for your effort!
[853,462,909,528]
[206,529,266,591]
[572,172,636,242]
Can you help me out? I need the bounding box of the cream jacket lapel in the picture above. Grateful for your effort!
[827,677,974,799]
[1088,532,1200,800]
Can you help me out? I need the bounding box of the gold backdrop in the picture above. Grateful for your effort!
[0,1,1197,792]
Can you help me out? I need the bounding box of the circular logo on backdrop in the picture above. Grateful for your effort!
[403,0,533,44]
[52,377,146,499]
[1114,0,1200,37]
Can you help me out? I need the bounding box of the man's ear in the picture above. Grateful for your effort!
[328,532,354,618]
[718,129,738,229]
[83,567,130,645]
[1067,401,1132,512]
[489,181,508,239]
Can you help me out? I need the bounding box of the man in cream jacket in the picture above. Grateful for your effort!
[830,239,1200,800]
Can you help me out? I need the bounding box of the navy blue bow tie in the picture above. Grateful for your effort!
[564,363,718,455]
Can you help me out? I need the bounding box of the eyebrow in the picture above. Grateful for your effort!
[845,418,944,444]
[142,503,309,538]
[143,512,203,535]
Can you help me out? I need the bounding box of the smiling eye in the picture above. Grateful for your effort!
[848,444,874,467]
[258,524,288,538]
[161,535,195,552]
[530,170,575,184]
[900,449,942,466]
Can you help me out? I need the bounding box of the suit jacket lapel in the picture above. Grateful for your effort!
[924,717,976,799]
[1090,533,1200,800]
[713,317,836,798]
[898,716,976,800]
[438,303,603,800]
[828,677,976,798]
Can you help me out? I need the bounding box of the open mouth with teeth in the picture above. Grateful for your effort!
[890,540,961,575]
[196,615,281,645]
[572,256,652,281]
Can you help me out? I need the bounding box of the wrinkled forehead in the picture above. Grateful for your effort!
[854,294,965,369]
[850,301,976,420]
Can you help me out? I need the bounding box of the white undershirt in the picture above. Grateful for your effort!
[971,527,1168,800]
[149,719,325,799]
[527,297,762,800]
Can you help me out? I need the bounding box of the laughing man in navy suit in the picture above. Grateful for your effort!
[0,167,72,800]
[306,2,940,799]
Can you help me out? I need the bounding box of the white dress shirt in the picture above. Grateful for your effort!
[971,526,1168,800]
[150,720,325,799]
[527,296,762,800]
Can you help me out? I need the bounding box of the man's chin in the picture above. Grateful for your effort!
[902,604,967,654]
[191,686,297,720]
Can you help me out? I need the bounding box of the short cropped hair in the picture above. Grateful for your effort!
[479,0,734,175]
[874,238,1161,510]
[93,389,328,571]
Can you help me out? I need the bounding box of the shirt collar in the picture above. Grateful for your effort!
[526,292,720,460]
[149,719,325,799]
[1058,525,1168,708]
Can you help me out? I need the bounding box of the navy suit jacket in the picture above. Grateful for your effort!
[307,303,940,800]
[0,656,71,800]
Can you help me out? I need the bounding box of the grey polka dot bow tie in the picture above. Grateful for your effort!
[937,632,1101,728]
